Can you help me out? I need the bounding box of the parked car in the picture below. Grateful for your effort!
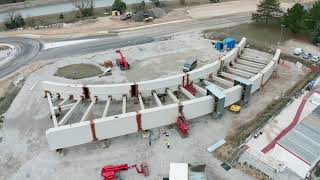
[183,59,197,72]
[311,55,320,63]
[293,48,304,55]
[303,52,312,59]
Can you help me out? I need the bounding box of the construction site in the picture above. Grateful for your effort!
[0,0,320,180]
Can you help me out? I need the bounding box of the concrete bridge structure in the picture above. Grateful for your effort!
[42,38,281,150]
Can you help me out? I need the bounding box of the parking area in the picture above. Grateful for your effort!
[281,39,320,63]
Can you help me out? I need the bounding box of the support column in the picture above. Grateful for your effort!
[47,92,58,127]
[102,96,112,118]
[80,97,97,122]
[122,95,126,114]
[234,76,253,105]
[206,84,226,118]
[180,86,195,99]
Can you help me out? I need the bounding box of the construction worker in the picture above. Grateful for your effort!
[166,140,170,149]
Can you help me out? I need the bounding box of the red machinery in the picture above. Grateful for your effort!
[177,114,189,135]
[116,49,130,71]
[101,162,149,180]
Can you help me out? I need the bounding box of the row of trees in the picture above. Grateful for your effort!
[4,0,221,30]
[252,0,320,45]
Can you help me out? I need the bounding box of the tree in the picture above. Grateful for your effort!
[151,0,160,7]
[210,0,220,3]
[72,0,94,17]
[112,0,127,14]
[179,0,186,5]
[252,0,283,24]
[4,8,25,29]
[307,0,320,29]
[132,1,146,13]
[312,23,320,45]
[59,13,64,19]
[283,3,306,33]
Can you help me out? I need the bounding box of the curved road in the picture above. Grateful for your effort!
[0,14,251,79]
[0,37,41,78]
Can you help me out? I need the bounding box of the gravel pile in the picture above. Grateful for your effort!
[132,7,167,22]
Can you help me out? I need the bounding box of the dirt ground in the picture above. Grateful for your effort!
[0,31,310,180]
[0,0,269,38]
[280,39,320,61]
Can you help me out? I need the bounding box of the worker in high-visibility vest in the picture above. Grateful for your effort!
[166,140,170,149]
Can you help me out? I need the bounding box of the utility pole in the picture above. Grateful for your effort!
[279,24,285,43]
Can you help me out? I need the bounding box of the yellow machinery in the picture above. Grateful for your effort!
[229,104,241,113]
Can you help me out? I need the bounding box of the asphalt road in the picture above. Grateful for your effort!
[0,14,251,78]
[0,37,41,78]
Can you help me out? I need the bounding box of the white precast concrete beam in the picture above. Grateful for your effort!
[58,99,81,126]
[203,80,224,91]
[234,63,260,74]
[228,67,254,78]
[102,96,112,118]
[152,92,163,106]
[122,95,126,114]
[240,56,269,65]
[212,76,233,87]
[59,98,68,106]
[138,94,145,110]
[51,95,59,102]
[180,86,195,99]
[220,72,237,80]
[242,51,269,60]
[54,103,75,111]
[47,92,58,127]
[193,84,207,96]
[237,59,266,69]
[166,89,180,103]
[80,97,97,122]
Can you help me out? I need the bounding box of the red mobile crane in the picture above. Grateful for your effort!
[115,49,130,71]
[101,162,149,180]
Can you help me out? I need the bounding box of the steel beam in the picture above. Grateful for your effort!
[47,92,58,127]
[58,99,81,126]
[122,95,126,114]
[102,96,112,118]
[138,94,145,110]
[80,97,97,122]
[180,86,195,99]
[152,92,163,106]
[166,89,180,103]
[193,84,207,96]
